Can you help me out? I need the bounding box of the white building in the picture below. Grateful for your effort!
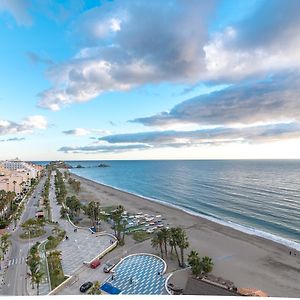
[0,159,44,194]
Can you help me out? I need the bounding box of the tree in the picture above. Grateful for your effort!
[86,201,102,230]
[21,218,45,237]
[110,205,126,245]
[21,218,36,236]
[160,228,170,258]
[176,228,189,267]
[88,281,102,295]
[27,259,39,289]
[34,270,44,295]
[60,207,68,219]
[200,256,214,274]
[188,250,202,277]
[12,180,17,193]
[151,231,164,257]
[48,250,62,269]
[26,244,41,290]
[169,227,181,266]
[0,233,11,269]
[66,196,81,218]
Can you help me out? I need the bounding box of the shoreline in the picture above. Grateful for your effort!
[70,171,300,252]
[69,171,300,297]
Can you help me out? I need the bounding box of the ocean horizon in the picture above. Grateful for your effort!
[36,159,300,250]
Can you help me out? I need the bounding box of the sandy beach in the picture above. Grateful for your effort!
[70,172,300,297]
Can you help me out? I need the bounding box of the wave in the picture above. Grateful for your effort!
[71,170,300,251]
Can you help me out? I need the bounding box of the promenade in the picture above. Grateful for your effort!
[48,172,112,277]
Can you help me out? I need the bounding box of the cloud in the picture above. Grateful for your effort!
[58,143,151,154]
[59,122,300,154]
[0,137,26,142]
[38,0,217,110]
[132,72,300,127]
[26,51,54,65]
[202,0,300,83]
[0,115,48,135]
[0,0,32,26]
[37,0,300,111]
[99,123,300,146]
[62,128,91,136]
[228,0,300,51]
[62,128,110,136]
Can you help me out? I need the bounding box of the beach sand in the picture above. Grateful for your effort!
[71,172,300,297]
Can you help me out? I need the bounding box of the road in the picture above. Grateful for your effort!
[0,176,47,296]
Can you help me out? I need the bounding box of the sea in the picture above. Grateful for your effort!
[36,160,300,250]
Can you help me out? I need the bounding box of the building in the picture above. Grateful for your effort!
[0,159,44,194]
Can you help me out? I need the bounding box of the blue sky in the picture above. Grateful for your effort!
[1,0,300,160]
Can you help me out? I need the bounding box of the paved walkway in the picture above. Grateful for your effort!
[48,172,112,276]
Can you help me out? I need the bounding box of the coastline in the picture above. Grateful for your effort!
[70,171,300,297]
[70,171,300,251]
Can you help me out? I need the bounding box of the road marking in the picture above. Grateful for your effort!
[8,257,26,266]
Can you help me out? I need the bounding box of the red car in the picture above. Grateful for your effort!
[90,259,101,269]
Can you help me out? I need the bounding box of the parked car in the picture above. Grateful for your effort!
[90,259,101,269]
[103,262,115,273]
[79,281,93,293]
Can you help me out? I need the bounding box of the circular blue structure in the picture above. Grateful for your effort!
[101,253,167,295]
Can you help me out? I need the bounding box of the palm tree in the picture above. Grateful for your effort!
[34,270,44,295]
[12,180,17,193]
[87,201,102,229]
[188,250,202,277]
[151,230,164,257]
[110,205,126,244]
[48,250,62,270]
[88,281,102,295]
[201,256,214,274]
[160,228,170,258]
[0,233,11,269]
[188,250,199,266]
[169,227,181,266]
[177,228,189,267]
[26,256,39,289]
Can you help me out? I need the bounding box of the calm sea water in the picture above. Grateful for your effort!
[37,160,300,249]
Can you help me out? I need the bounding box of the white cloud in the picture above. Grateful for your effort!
[36,0,300,112]
[23,115,48,129]
[0,115,48,135]
[38,0,216,110]
[62,128,90,136]
[62,128,111,136]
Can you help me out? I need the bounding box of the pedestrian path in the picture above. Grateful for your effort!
[8,257,26,266]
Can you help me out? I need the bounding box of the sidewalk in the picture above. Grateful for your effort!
[0,246,12,291]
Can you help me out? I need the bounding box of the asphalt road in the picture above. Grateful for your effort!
[1,176,47,296]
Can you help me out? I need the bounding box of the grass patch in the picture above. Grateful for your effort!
[19,229,46,239]
[132,230,152,242]
[47,255,67,289]
[45,228,66,250]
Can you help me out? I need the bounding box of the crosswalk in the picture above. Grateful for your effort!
[8,257,26,266]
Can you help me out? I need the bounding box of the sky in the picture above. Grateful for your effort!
[1,0,300,161]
